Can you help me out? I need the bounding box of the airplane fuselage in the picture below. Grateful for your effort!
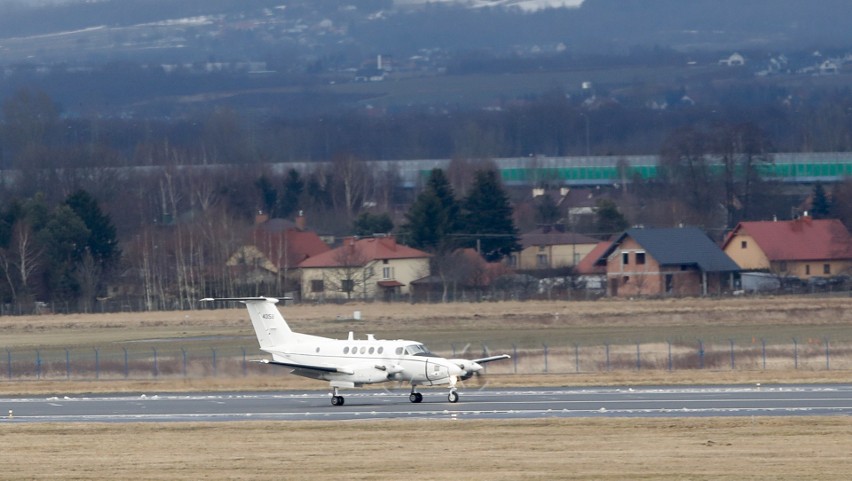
[200,296,508,405]
[264,335,459,388]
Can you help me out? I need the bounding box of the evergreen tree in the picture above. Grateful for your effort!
[534,194,561,225]
[401,169,462,252]
[255,175,277,216]
[277,169,304,218]
[461,169,520,261]
[64,190,120,267]
[810,182,831,219]
[353,212,394,236]
[594,199,629,237]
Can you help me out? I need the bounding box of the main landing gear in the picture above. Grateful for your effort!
[331,386,345,406]
[408,387,460,403]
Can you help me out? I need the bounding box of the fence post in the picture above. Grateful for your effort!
[729,339,735,370]
[123,347,129,379]
[6,349,11,379]
[761,338,767,370]
[94,348,99,380]
[636,342,641,371]
[65,348,71,380]
[698,340,704,369]
[542,344,548,373]
[574,344,580,373]
[512,344,518,374]
[36,349,41,379]
[181,348,187,377]
[605,342,610,372]
[152,347,158,377]
[212,348,218,377]
[242,347,248,377]
[825,337,831,370]
[793,338,798,370]
[667,340,673,371]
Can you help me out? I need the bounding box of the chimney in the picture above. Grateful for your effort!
[295,210,306,230]
[255,210,269,225]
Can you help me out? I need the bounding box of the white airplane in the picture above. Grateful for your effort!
[201,296,510,406]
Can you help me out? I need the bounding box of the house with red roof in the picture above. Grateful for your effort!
[298,235,430,301]
[722,217,852,279]
[227,215,330,293]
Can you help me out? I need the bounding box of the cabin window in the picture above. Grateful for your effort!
[311,280,324,293]
[636,252,646,265]
[360,346,366,354]
[344,347,349,354]
[395,347,403,355]
[378,347,384,355]
[316,347,320,353]
[351,346,357,354]
[368,347,375,355]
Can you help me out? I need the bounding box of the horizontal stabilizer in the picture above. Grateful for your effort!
[472,354,511,364]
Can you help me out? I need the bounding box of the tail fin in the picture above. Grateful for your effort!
[200,297,292,349]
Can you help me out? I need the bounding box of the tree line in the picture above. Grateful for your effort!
[1,86,851,312]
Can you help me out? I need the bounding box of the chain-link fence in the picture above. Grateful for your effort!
[4,337,851,382]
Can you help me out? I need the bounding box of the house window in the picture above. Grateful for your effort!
[805,265,810,275]
[341,279,354,292]
[311,280,324,293]
[622,252,629,265]
[779,261,787,272]
[508,254,518,267]
[636,252,646,265]
[741,240,747,249]
[824,264,831,275]
[537,254,548,268]
[622,276,629,285]
[382,266,394,279]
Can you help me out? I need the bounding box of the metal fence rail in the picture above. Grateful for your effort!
[3,338,850,382]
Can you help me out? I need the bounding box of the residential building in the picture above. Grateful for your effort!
[595,227,740,297]
[226,215,330,294]
[722,218,852,279]
[298,236,430,301]
[513,224,599,270]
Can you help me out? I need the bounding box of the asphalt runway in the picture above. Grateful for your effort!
[3,384,852,423]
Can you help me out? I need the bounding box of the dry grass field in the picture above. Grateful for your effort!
[3,418,852,480]
[2,296,852,480]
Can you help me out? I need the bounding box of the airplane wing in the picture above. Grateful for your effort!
[472,354,511,364]
[256,359,354,375]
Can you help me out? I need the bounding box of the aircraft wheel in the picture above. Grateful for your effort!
[331,395,345,406]
[409,393,423,403]
[448,390,459,403]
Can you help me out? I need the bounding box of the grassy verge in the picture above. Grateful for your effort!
[3,418,851,480]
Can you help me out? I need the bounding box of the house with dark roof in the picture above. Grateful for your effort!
[722,218,852,279]
[298,236,430,301]
[595,227,740,297]
[226,215,330,293]
[513,224,600,270]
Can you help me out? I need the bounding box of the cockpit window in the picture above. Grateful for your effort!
[404,344,434,357]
